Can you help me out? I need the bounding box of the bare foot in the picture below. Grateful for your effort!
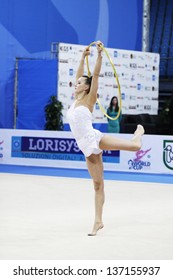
[132,124,145,150]
[88,222,104,236]
[134,124,145,136]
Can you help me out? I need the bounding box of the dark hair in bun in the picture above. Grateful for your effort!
[82,75,92,93]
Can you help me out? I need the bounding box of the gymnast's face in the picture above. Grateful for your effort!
[75,77,89,94]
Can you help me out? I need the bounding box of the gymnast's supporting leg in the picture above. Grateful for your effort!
[99,124,145,151]
[86,153,105,236]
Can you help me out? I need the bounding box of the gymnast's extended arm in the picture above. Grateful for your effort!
[88,41,103,105]
[76,47,90,81]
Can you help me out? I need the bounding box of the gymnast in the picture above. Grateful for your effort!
[66,41,144,236]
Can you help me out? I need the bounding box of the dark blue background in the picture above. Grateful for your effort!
[0,0,143,129]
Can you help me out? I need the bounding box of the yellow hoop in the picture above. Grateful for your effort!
[86,41,122,121]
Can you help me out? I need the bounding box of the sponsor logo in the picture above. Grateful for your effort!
[131,74,135,81]
[129,105,137,109]
[121,73,129,81]
[137,84,142,90]
[59,45,69,52]
[0,140,4,159]
[121,77,129,81]
[69,69,74,76]
[121,93,125,100]
[95,103,100,110]
[137,65,145,69]
[163,140,173,170]
[11,137,120,163]
[114,63,121,67]
[113,84,118,88]
[129,95,136,100]
[129,63,137,69]
[130,54,136,59]
[68,58,78,64]
[134,149,151,161]
[144,105,151,110]
[152,75,156,81]
[152,65,158,71]
[145,64,152,70]
[59,82,68,87]
[105,96,109,102]
[122,53,129,59]
[104,84,113,88]
[152,86,158,91]
[153,56,158,63]
[128,148,151,170]
[105,71,114,78]
[122,63,129,69]
[145,86,151,91]
[137,55,144,60]
[145,54,153,61]
[105,62,112,67]
[59,59,68,63]
[137,73,145,80]
[69,81,75,88]
[121,84,129,89]
[114,51,118,57]
[144,96,151,101]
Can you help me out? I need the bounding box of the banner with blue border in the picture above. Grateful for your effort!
[1,129,173,175]
[11,136,120,163]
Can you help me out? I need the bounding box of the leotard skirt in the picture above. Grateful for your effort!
[76,129,103,157]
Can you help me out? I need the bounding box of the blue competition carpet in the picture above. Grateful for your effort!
[0,164,172,184]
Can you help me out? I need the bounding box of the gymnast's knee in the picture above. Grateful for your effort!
[93,179,104,192]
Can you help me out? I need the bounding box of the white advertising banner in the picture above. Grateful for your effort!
[58,43,160,124]
[0,129,173,175]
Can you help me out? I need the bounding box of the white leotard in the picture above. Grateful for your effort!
[66,101,103,157]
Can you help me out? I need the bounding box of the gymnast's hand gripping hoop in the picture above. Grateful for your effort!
[85,41,122,121]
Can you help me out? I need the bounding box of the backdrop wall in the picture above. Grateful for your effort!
[16,59,58,130]
[0,0,143,128]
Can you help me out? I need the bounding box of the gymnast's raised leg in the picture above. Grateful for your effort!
[99,124,145,151]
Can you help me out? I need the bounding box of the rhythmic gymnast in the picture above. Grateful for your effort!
[66,41,145,236]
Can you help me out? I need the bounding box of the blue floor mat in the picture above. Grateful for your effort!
[0,164,172,184]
